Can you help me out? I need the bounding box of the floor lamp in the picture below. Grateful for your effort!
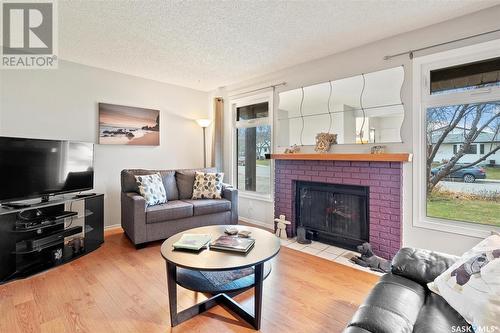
[196,119,211,167]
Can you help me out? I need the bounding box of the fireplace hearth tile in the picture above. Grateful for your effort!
[323,245,347,256]
[282,239,383,276]
[308,241,329,251]
[299,246,323,256]
[317,251,340,261]
[286,242,308,251]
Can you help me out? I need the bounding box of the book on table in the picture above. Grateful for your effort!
[210,235,255,253]
[173,234,211,251]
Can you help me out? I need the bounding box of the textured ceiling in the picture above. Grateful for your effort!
[59,0,500,91]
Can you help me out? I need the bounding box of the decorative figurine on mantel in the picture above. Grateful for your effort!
[371,145,386,154]
[274,215,291,239]
[315,132,337,153]
[284,144,300,154]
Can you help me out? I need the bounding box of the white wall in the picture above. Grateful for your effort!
[0,60,209,227]
[217,6,500,255]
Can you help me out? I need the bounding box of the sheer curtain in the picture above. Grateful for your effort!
[211,97,224,170]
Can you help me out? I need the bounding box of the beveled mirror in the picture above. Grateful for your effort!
[277,66,405,147]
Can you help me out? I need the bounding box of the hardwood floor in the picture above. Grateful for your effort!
[0,228,379,333]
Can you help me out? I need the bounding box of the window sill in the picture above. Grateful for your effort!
[413,217,499,239]
[238,191,273,203]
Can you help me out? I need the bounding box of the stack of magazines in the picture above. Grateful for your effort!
[173,234,211,251]
[210,235,255,253]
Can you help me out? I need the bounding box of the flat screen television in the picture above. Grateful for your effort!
[0,137,94,203]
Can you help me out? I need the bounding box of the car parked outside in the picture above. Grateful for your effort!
[431,164,487,183]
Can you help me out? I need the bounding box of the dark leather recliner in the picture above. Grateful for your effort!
[343,248,472,333]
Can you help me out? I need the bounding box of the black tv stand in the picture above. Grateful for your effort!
[1,202,32,209]
[2,195,53,209]
[0,194,104,284]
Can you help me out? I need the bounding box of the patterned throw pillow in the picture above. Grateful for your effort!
[429,234,500,330]
[192,171,224,199]
[134,173,167,206]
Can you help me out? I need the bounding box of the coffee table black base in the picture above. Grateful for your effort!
[166,261,264,329]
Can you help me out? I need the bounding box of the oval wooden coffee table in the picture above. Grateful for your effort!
[161,225,280,329]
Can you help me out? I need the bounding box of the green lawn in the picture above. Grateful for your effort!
[485,166,500,180]
[256,159,270,166]
[427,193,500,227]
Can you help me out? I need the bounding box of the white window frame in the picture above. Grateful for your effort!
[412,39,500,238]
[230,90,274,202]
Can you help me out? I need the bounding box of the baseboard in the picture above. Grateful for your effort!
[104,223,122,230]
[239,216,273,231]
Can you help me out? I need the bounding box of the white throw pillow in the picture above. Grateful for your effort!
[429,234,500,330]
[192,171,224,199]
[135,173,167,206]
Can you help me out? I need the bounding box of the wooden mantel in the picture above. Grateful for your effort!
[268,153,412,162]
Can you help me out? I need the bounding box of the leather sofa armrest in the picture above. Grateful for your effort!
[222,186,238,225]
[121,192,147,245]
[391,247,459,285]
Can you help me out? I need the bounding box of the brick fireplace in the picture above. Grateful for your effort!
[274,159,403,259]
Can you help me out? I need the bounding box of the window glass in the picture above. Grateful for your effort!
[426,101,500,226]
[236,102,269,121]
[236,125,271,194]
[430,56,500,95]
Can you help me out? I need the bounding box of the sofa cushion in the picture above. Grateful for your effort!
[122,169,179,200]
[176,168,217,199]
[391,247,458,285]
[181,199,231,216]
[413,292,471,333]
[345,273,425,333]
[146,200,193,224]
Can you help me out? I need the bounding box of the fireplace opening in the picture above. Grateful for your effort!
[295,181,369,251]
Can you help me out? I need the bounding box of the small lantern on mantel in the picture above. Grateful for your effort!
[274,215,291,239]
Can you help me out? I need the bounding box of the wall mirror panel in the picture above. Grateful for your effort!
[277,66,405,147]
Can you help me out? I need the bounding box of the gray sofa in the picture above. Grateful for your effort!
[120,168,238,247]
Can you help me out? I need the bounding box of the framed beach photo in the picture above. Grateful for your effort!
[98,103,160,146]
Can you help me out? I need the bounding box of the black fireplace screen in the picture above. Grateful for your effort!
[296,181,369,248]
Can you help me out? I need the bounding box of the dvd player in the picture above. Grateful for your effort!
[27,226,82,249]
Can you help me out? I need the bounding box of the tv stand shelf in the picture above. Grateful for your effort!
[0,194,104,284]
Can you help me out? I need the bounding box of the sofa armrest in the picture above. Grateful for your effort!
[222,186,238,225]
[121,192,147,245]
[391,247,459,285]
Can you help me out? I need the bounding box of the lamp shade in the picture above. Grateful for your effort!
[196,119,211,128]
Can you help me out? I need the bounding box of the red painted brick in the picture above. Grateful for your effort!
[311,176,327,183]
[380,168,401,175]
[361,167,378,174]
[352,173,370,179]
[360,179,380,186]
[343,178,361,185]
[390,227,400,235]
[311,165,327,171]
[343,167,360,173]
[326,177,343,183]
[370,173,391,181]
[390,162,401,169]
[352,161,370,167]
[370,162,390,168]
[326,166,343,172]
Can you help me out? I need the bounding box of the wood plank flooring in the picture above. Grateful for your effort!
[0,228,379,333]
